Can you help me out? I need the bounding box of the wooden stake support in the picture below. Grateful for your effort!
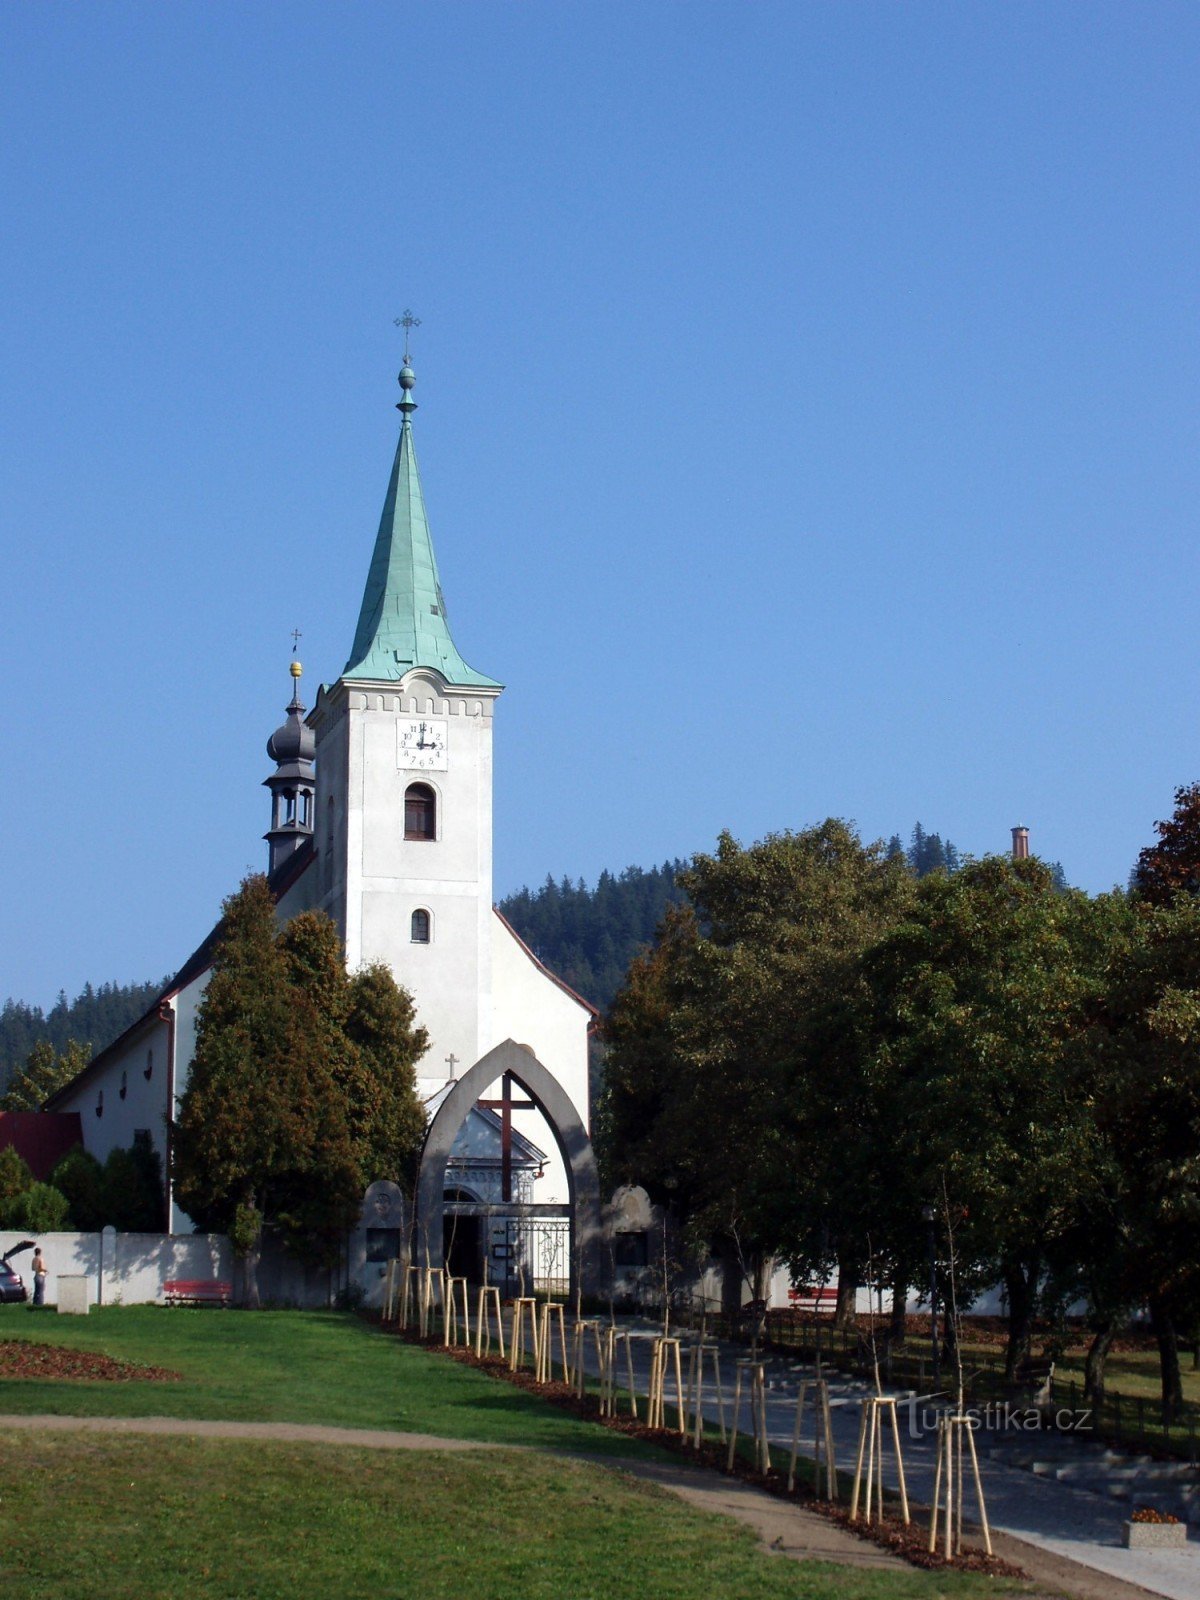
[382,1259,403,1324]
[536,1301,569,1384]
[474,1285,505,1360]
[928,1411,992,1558]
[508,1296,540,1373]
[398,1264,419,1331]
[850,1397,910,1526]
[599,1326,639,1420]
[419,1267,444,1339]
[648,1336,686,1434]
[726,1359,771,1475]
[685,1340,727,1446]
[400,1264,440,1335]
[569,1319,605,1397]
[443,1275,471,1347]
[787,1378,837,1499]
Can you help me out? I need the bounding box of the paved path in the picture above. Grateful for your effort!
[561,1320,1199,1600]
[0,1413,900,1574]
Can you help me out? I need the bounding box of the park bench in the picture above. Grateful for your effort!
[163,1279,231,1307]
[787,1285,839,1316]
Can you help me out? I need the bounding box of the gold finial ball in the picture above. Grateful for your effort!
[290,660,303,679]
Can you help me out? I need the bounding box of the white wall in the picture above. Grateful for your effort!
[489,915,593,1206]
[0,1231,340,1308]
[0,1232,229,1307]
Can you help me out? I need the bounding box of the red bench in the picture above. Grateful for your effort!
[164,1279,231,1307]
[787,1285,839,1315]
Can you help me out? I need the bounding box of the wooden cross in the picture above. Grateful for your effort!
[477,1072,535,1202]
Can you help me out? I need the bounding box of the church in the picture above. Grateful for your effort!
[46,349,600,1297]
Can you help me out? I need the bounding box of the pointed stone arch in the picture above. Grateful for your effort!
[414,1039,603,1297]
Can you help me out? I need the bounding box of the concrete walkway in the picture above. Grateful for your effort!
[565,1320,1198,1600]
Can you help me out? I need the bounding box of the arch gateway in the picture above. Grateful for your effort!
[415,1040,604,1299]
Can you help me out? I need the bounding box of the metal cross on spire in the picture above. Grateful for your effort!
[290,628,302,654]
[394,309,421,363]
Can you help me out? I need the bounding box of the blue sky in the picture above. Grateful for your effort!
[2,3,1197,1009]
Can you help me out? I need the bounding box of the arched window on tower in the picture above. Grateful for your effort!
[404,782,436,841]
[411,908,431,944]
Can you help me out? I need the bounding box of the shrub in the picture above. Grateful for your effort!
[49,1147,106,1231]
[0,1181,71,1232]
[0,1144,33,1205]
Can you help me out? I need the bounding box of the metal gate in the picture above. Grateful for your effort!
[498,1216,570,1300]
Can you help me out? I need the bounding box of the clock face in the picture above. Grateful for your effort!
[398,717,448,771]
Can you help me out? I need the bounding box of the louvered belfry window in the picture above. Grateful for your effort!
[404,782,436,841]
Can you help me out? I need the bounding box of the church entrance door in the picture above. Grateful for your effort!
[444,1211,482,1283]
[415,1039,603,1299]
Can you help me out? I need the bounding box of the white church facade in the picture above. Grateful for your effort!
[47,353,597,1289]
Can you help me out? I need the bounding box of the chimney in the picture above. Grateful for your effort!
[1011,825,1030,861]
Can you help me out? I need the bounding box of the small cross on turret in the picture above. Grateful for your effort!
[394,309,421,364]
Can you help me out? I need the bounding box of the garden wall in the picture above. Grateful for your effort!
[0,1231,335,1309]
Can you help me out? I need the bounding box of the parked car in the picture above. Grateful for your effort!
[1,1242,33,1304]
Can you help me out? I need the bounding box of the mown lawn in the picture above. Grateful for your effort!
[0,1432,1020,1600]
[1049,1346,1200,1404]
[0,1305,650,1455]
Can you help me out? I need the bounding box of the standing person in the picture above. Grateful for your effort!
[32,1246,47,1308]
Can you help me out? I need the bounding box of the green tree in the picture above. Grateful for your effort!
[0,1180,70,1232]
[1,1039,89,1111]
[597,905,699,1193]
[860,857,1109,1378]
[1090,892,1200,1420]
[49,1147,107,1231]
[601,823,914,1310]
[0,1144,33,1207]
[1133,782,1200,904]
[0,978,165,1099]
[346,962,429,1189]
[172,876,360,1305]
[103,1133,166,1232]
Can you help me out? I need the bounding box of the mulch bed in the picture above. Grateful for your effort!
[0,1339,182,1383]
[381,1319,1024,1578]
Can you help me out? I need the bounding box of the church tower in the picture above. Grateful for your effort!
[263,659,316,875]
[309,357,503,1083]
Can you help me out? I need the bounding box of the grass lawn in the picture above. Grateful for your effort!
[0,1432,1021,1600]
[1048,1347,1200,1405]
[0,1305,651,1456]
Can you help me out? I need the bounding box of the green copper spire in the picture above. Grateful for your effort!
[342,362,500,688]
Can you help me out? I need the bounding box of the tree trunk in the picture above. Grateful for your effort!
[889,1271,908,1348]
[941,1304,959,1375]
[240,1243,262,1310]
[1150,1294,1184,1426]
[1082,1317,1119,1405]
[1003,1260,1038,1383]
[235,1195,262,1310]
[834,1257,858,1331]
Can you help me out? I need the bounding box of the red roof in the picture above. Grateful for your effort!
[0,1112,84,1182]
